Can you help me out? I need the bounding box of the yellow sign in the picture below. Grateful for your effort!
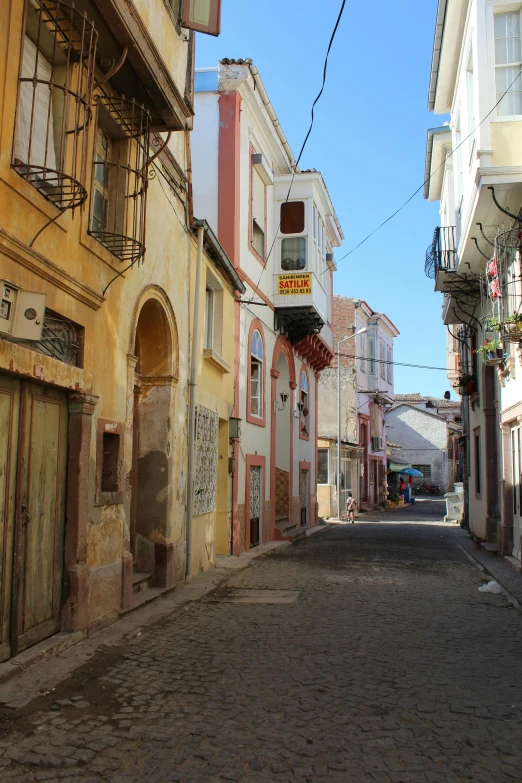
[278,273,312,296]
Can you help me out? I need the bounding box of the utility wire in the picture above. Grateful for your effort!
[331,67,522,267]
[338,354,455,371]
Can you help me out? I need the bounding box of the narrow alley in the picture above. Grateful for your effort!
[0,501,521,783]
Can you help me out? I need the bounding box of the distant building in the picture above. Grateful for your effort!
[392,394,462,424]
[318,297,399,516]
[386,404,463,494]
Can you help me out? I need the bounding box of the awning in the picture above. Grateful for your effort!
[388,462,411,472]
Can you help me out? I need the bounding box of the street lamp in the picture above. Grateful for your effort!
[337,327,367,518]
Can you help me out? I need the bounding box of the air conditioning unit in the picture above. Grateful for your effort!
[371,436,383,452]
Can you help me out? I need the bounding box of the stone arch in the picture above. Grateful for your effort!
[130,285,179,380]
[128,287,179,586]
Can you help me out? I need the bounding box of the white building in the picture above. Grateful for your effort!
[425,0,522,564]
[191,60,342,552]
[386,404,463,494]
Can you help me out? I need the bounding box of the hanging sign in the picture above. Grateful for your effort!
[278,273,312,296]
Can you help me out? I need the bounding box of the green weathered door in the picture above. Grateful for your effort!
[0,376,68,661]
[0,376,20,662]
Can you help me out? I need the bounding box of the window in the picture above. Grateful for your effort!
[12,2,96,211]
[101,433,120,493]
[250,330,263,417]
[380,341,386,380]
[494,12,522,116]
[387,345,393,383]
[204,268,223,354]
[194,405,219,514]
[318,449,329,484]
[92,128,111,236]
[300,371,309,436]
[180,0,222,36]
[368,337,376,375]
[475,432,481,496]
[281,237,306,271]
[455,416,462,425]
[281,201,305,234]
[205,286,214,349]
[88,95,150,264]
[466,48,476,164]
[251,164,265,258]
[14,36,56,176]
[359,335,367,373]
[412,465,432,478]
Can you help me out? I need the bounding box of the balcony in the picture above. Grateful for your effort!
[273,271,327,343]
[425,226,458,291]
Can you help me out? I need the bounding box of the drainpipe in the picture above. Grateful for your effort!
[186,224,205,580]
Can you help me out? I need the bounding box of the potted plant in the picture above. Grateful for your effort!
[475,338,504,366]
[483,316,502,333]
[503,312,522,341]
[458,374,476,395]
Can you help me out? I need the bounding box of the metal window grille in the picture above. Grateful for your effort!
[412,464,432,478]
[194,405,218,515]
[12,0,97,211]
[7,308,82,366]
[88,94,151,265]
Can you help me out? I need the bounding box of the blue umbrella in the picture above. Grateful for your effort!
[400,467,423,477]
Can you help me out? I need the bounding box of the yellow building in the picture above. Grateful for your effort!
[0,0,233,664]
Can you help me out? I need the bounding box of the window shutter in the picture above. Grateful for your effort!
[180,0,221,36]
[252,168,265,230]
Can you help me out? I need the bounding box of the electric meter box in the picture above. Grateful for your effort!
[0,280,46,340]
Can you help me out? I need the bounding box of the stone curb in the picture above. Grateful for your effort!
[454,539,522,612]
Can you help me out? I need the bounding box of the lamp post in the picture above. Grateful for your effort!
[337,327,367,518]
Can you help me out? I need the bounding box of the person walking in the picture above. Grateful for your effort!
[346,492,356,523]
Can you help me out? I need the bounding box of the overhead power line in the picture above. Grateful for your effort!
[338,353,455,371]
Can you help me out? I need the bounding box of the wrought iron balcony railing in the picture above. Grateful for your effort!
[425,226,458,279]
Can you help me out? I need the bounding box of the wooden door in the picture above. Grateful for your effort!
[13,382,68,654]
[0,376,68,661]
[0,376,20,662]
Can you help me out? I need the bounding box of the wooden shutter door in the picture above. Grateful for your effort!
[12,382,68,654]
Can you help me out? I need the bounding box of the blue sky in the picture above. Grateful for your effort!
[196,0,451,397]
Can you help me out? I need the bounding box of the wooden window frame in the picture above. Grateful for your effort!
[246,320,266,427]
[249,143,266,265]
[299,366,310,441]
[95,419,124,506]
[180,0,222,37]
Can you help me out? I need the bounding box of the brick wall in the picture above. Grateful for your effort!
[333,296,357,370]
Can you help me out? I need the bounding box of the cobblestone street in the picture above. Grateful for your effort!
[1,501,522,782]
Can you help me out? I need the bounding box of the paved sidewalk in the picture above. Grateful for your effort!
[1,504,521,782]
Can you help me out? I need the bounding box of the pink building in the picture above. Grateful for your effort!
[191,60,343,553]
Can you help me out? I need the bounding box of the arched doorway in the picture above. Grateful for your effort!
[130,295,177,581]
